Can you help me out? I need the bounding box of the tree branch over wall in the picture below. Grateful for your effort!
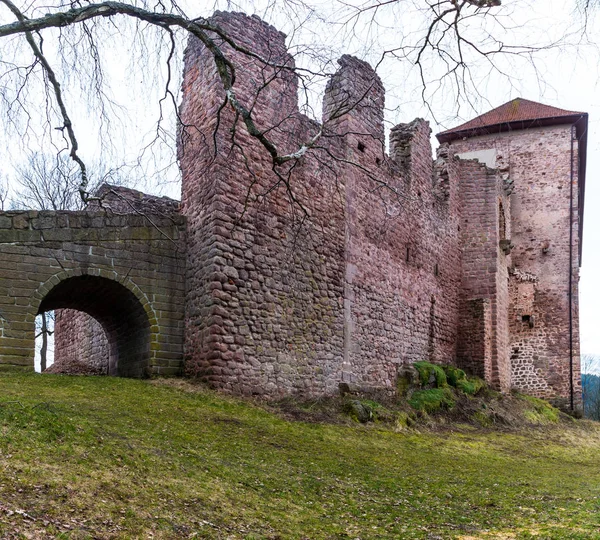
[0,0,581,207]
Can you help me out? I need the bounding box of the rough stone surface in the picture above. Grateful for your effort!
[0,210,186,377]
[175,11,582,407]
[449,126,582,409]
[53,309,108,374]
[0,11,583,412]
[51,186,183,375]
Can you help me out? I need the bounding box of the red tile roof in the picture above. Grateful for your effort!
[436,98,584,142]
[435,97,589,264]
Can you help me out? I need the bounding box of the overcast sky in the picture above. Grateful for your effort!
[1,0,599,361]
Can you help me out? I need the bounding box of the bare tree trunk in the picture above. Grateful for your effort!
[40,312,47,372]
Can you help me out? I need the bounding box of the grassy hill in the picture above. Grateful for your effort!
[1,370,600,539]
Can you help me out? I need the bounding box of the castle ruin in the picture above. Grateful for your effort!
[0,12,587,411]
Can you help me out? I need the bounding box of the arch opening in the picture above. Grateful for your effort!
[38,309,110,375]
[37,275,152,377]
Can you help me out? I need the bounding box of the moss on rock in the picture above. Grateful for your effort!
[343,399,373,423]
[414,361,448,388]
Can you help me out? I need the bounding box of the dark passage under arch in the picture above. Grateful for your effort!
[38,275,151,377]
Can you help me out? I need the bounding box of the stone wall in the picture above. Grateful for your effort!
[52,310,108,374]
[178,12,463,396]
[0,210,186,376]
[179,12,346,395]
[456,299,492,380]
[449,125,581,407]
[455,158,511,391]
[1,11,581,409]
[51,185,182,374]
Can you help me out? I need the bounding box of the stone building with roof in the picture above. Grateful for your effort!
[34,13,586,411]
[438,98,587,410]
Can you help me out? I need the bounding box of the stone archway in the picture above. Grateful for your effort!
[36,274,156,377]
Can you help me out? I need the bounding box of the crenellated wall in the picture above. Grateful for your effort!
[178,12,464,396]
[178,12,346,395]
[41,11,582,410]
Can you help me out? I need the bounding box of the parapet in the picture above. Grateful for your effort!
[89,184,180,216]
[323,55,385,145]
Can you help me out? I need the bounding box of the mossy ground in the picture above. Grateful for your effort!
[1,370,600,539]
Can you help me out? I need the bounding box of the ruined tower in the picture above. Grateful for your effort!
[438,98,587,409]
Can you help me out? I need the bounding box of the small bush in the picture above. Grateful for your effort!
[409,388,456,414]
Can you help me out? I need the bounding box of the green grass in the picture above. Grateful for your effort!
[408,387,456,413]
[1,371,600,538]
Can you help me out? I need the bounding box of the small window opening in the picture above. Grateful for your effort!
[406,247,410,263]
[434,263,439,276]
[357,141,366,152]
[499,201,506,241]
[521,314,535,328]
[375,157,381,165]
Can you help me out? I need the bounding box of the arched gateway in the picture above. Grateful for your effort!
[0,206,185,377]
[37,274,155,377]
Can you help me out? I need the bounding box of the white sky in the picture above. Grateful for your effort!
[1,0,600,359]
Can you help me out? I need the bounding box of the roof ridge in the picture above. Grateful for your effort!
[437,98,585,140]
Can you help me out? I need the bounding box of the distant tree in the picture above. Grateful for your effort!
[35,310,54,372]
[581,354,600,420]
[11,153,129,211]
[0,176,8,211]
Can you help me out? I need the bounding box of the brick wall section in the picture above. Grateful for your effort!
[53,309,108,373]
[450,125,581,407]
[457,299,492,379]
[52,186,181,374]
[179,12,463,395]
[90,184,181,215]
[0,211,186,376]
[455,158,511,390]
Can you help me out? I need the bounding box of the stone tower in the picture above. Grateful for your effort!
[438,98,588,410]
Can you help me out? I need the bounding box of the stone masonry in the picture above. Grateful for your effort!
[47,185,184,375]
[0,210,186,377]
[440,109,587,410]
[175,12,586,409]
[0,12,586,411]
